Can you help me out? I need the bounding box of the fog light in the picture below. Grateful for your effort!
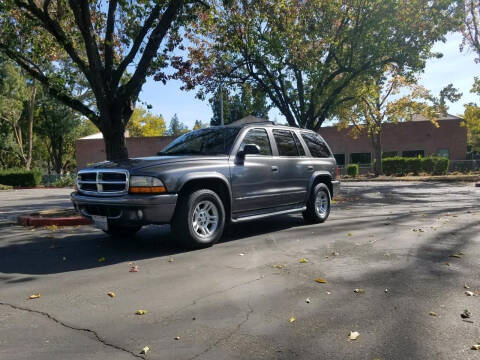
[137,210,143,219]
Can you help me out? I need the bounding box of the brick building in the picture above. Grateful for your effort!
[319,115,467,168]
[75,114,467,171]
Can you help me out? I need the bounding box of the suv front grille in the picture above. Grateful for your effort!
[77,170,129,196]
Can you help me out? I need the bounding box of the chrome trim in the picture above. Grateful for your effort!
[77,169,129,196]
[231,206,306,223]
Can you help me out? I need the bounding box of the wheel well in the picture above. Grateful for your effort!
[178,178,231,216]
[312,175,333,197]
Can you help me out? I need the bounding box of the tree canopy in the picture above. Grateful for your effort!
[127,107,166,137]
[174,0,462,130]
[0,0,205,161]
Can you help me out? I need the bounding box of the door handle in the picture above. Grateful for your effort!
[271,166,279,172]
[307,166,314,172]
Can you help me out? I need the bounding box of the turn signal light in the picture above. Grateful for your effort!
[129,186,166,194]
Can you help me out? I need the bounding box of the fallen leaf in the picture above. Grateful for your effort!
[136,310,148,315]
[465,291,475,296]
[272,264,285,269]
[28,293,40,299]
[140,346,149,354]
[326,291,331,295]
[444,262,450,266]
[315,278,327,284]
[289,316,296,323]
[348,331,360,340]
[429,311,437,317]
[347,233,352,236]
[465,283,471,289]
[129,265,139,272]
[98,257,106,262]
[168,257,174,262]
[354,288,365,294]
[239,253,245,256]
[450,253,464,258]
[461,309,471,319]
[305,298,311,303]
[384,288,389,293]
[299,258,308,263]
[174,336,180,340]
[472,344,480,350]
[107,292,116,298]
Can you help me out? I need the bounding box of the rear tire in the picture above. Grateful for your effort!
[303,183,331,224]
[172,189,226,249]
[104,224,142,237]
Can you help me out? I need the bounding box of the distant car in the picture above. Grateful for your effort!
[71,122,340,248]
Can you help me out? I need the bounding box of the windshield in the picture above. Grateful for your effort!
[159,127,241,156]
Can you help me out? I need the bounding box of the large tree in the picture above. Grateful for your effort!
[0,0,204,161]
[174,0,461,130]
[127,107,166,137]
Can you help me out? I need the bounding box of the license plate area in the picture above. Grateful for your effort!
[91,215,108,231]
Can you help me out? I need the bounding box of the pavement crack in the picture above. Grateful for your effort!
[188,302,254,360]
[0,301,144,359]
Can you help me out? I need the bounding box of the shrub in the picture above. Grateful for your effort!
[421,157,436,174]
[434,157,449,175]
[382,157,407,176]
[346,163,359,177]
[405,157,422,175]
[0,168,42,187]
[51,175,75,187]
[0,184,13,190]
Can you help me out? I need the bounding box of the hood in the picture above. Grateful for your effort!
[87,155,228,171]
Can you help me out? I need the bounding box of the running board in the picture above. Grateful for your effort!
[231,206,306,223]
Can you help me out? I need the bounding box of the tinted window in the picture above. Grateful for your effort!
[350,153,371,164]
[301,132,331,158]
[273,129,299,156]
[240,128,272,155]
[160,127,240,155]
[292,132,306,156]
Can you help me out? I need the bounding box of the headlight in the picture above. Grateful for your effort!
[129,176,166,194]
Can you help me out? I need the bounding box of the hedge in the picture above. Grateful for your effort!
[0,169,42,187]
[346,163,359,177]
[382,156,449,176]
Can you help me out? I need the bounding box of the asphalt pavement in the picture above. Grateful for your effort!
[1,181,480,360]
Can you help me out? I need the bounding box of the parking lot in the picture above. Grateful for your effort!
[1,181,480,360]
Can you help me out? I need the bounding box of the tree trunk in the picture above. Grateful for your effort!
[102,123,128,162]
[371,131,383,176]
[25,81,37,170]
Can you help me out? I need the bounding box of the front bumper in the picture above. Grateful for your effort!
[331,180,340,197]
[70,191,178,225]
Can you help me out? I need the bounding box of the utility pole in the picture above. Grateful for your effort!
[219,84,224,126]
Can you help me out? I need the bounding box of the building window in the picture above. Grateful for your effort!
[334,154,345,167]
[350,153,371,165]
[402,150,424,158]
[382,151,397,158]
[438,148,449,158]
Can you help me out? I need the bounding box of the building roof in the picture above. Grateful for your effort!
[411,113,463,121]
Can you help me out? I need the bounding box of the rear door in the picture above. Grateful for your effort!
[229,128,280,213]
[270,129,311,206]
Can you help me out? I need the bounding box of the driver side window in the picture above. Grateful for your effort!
[240,128,272,156]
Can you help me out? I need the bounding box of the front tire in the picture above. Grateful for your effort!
[172,189,226,249]
[303,183,331,224]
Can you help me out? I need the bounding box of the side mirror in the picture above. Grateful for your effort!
[237,144,260,159]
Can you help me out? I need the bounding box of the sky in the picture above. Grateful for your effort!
[139,32,479,129]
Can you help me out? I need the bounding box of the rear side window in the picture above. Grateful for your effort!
[301,132,331,158]
[292,132,306,156]
[240,128,272,155]
[273,129,299,157]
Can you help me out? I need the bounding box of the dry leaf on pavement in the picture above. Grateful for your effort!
[289,316,296,323]
[299,258,308,263]
[129,265,139,272]
[465,283,471,289]
[140,346,149,354]
[136,310,148,315]
[107,292,116,298]
[348,331,360,340]
[472,344,480,350]
[429,311,437,316]
[354,288,365,294]
[305,298,311,303]
[168,257,174,262]
[465,291,475,296]
[315,278,327,284]
[28,294,40,299]
[461,310,472,319]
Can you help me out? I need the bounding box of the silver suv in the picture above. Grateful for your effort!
[71,122,340,248]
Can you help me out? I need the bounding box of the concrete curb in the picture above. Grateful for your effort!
[341,176,480,183]
[18,215,92,227]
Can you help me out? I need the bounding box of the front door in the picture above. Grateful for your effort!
[230,128,281,214]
